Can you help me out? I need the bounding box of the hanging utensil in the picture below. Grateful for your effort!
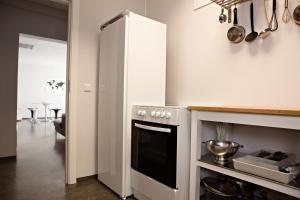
[228,7,232,23]
[245,2,258,42]
[259,0,272,39]
[293,5,300,25]
[282,0,292,23]
[269,0,278,31]
[227,7,245,43]
[219,0,227,23]
[263,0,270,23]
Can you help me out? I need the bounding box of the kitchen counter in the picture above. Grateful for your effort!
[187,106,300,116]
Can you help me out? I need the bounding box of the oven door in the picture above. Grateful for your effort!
[131,120,177,189]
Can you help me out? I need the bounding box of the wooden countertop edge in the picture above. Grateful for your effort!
[187,106,300,116]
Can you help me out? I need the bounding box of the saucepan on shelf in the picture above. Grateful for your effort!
[201,176,269,200]
[201,177,241,200]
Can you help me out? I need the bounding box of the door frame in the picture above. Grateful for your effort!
[14,0,79,185]
[65,0,80,184]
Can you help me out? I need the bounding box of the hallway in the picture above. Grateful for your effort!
[0,120,126,200]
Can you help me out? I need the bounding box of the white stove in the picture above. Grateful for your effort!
[131,105,191,200]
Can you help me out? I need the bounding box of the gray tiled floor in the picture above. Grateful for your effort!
[0,120,132,200]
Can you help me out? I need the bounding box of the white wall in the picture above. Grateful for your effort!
[146,0,300,107]
[72,0,146,178]
[18,34,67,119]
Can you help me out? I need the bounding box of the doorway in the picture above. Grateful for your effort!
[16,32,68,184]
[0,1,71,197]
[13,33,68,198]
[17,34,67,123]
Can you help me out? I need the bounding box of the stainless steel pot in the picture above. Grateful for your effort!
[227,7,245,43]
[204,140,243,165]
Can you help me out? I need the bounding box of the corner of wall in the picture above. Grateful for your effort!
[144,0,147,17]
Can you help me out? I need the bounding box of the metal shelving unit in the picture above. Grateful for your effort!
[188,107,300,200]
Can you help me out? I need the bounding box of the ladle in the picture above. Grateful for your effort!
[245,2,258,42]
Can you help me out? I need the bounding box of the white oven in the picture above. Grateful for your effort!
[131,106,191,200]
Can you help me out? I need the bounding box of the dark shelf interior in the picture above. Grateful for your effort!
[199,154,300,192]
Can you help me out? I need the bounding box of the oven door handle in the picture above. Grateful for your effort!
[134,123,172,133]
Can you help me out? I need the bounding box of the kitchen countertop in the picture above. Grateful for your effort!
[187,105,300,116]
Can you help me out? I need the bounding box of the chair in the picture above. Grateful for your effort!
[53,114,65,137]
[28,108,39,123]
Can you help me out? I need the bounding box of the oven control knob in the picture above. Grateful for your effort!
[155,111,161,117]
[160,111,166,118]
[165,112,172,119]
[151,111,156,117]
[137,110,143,116]
[141,110,147,116]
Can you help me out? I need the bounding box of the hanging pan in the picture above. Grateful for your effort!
[227,7,245,43]
[293,5,300,25]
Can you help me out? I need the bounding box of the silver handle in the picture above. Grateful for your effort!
[134,123,171,133]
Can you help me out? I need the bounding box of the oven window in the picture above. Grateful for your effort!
[131,120,177,189]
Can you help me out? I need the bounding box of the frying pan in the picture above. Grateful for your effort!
[293,5,300,25]
[227,7,245,43]
[245,2,258,42]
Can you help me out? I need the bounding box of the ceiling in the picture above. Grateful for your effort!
[19,34,67,67]
[23,0,68,11]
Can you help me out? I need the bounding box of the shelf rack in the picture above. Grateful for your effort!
[211,0,251,9]
[198,155,300,198]
[188,106,300,200]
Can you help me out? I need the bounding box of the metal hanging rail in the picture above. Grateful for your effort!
[211,0,251,9]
